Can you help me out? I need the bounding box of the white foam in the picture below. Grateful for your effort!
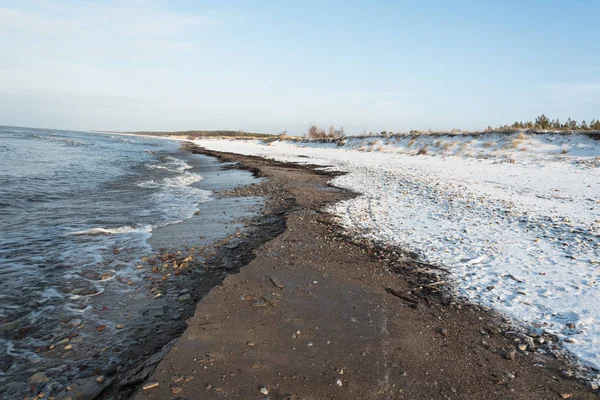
[68,225,152,236]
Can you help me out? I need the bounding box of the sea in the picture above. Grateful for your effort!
[0,126,262,398]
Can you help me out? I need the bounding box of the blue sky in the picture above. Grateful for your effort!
[0,0,598,134]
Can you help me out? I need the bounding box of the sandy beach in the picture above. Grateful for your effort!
[132,144,597,400]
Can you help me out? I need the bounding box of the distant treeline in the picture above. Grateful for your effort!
[134,130,272,138]
[489,115,600,132]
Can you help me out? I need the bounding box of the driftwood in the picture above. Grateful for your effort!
[412,260,450,273]
[385,287,419,304]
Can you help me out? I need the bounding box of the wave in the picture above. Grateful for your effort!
[30,134,90,146]
[68,225,152,236]
[146,156,193,173]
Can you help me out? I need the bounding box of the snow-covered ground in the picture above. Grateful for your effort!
[194,132,600,371]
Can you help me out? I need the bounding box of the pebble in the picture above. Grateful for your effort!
[171,385,183,394]
[270,276,285,288]
[439,328,448,337]
[67,319,82,328]
[260,387,269,395]
[116,323,125,329]
[28,372,50,384]
[251,300,268,308]
[335,378,343,387]
[504,348,516,361]
[588,381,599,390]
[178,294,191,302]
[143,381,159,390]
[95,375,105,384]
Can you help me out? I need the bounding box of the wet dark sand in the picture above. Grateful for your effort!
[40,153,291,400]
[132,145,598,400]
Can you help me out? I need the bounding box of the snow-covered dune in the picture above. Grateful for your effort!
[194,132,600,371]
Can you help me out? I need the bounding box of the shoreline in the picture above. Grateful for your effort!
[133,144,598,399]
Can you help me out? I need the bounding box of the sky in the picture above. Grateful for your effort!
[0,0,599,135]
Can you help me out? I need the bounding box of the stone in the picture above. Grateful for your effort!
[66,319,82,328]
[200,322,218,330]
[260,387,269,395]
[96,375,105,384]
[171,385,183,394]
[270,276,285,288]
[251,300,268,308]
[178,294,191,302]
[29,372,50,384]
[335,378,343,387]
[439,328,448,337]
[143,381,159,390]
[504,348,516,361]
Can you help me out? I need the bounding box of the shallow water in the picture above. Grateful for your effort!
[0,127,262,397]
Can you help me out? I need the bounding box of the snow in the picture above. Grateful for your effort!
[193,132,600,371]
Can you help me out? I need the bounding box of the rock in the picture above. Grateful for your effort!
[96,325,106,332]
[517,344,527,351]
[178,294,191,302]
[29,372,50,384]
[143,381,159,390]
[503,348,516,361]
[171,385,183,394]
[200,322,218,330]
[560,394,573,399]
[588,381,599,390]
[116,324,125,330]
[251,300,268,308]
[439,328,448,337]
[95,375,105,384]
[263,293,281,304]
[335,378,343,387]
[270,276,285,288]
[28,355,42,364]
[171,375,184,383]
[566,322,576,329]
[66,319,82,328]
[259,387,269,395]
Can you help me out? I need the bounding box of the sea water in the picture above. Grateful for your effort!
[0,126,218,395]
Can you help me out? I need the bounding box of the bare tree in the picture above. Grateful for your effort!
[328,125,336,138]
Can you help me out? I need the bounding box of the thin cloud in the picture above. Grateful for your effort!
[0,8,82,35]
[540,83,600,94]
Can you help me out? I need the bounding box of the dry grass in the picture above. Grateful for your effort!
[515,132,529,140]
[442,142,456,151]
[483,141,497,148]
[407,138,417,147]
[417,145,428,155]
